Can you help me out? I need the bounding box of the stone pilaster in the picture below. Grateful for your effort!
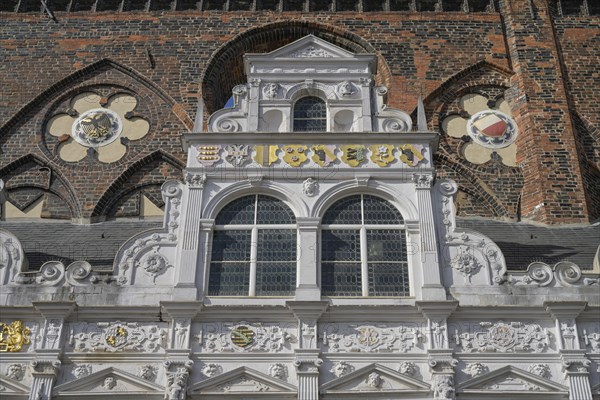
[29,360,60,400]
[417,301,458,350]
[294,349,322,400]
[175,172,206,297]
[413,173,445,300]
[561,350,593,400]
[428,350,458,400]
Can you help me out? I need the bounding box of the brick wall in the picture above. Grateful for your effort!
[0,5,598,224]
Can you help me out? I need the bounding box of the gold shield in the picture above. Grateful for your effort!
[311,144,337,167]
[282,145,308,167]
[398,144,425,167]
[341,145,368,167]
[369,144,395,167]
[253,145,279,166]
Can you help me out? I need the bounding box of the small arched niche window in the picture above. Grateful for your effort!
[321,194,409,297]
[208,195,297,296]
[293,96,327,132]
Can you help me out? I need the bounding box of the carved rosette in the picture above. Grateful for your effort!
[321,324,422,353]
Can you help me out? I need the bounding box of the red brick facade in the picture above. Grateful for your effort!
[1,0,598,224]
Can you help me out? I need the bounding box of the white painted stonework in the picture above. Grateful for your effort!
[0,36,598,400]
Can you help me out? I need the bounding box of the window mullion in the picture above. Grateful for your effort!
[360,226,368,296]
[249,227,258,296]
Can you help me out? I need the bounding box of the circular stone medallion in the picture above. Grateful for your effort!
[72,108,123,148]
[230,326,255,348]
[466,110,518,149]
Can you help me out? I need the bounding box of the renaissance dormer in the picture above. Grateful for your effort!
[208,35,412,133]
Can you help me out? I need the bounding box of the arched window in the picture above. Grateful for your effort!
[321,194,408,297]
[208,195,297,296]
[293,96,327,132]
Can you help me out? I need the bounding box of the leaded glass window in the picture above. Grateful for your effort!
[208,195,297,296]
[293,96,327,132]
[321,194,409,297]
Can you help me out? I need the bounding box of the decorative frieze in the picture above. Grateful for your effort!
[320,324,423,353]
[507,261,599,287]
[0,320,31,352]
[198,322,297,353]
[453,321,549,353]
[70,322,165,353]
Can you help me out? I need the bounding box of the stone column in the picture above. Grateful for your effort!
[287,301,327,400]
[428,351,458,400]
[561,351,593,400]
[174,172,206,298]
[161,301,199,400]
[546,302,593,400]
[29,360,60,400]
[295,218,321,301]
[196,219,215,298]
[413,173,445,300]
[294,349,323,400]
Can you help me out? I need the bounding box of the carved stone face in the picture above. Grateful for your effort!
[332,362,350,377]
[73,365,90,379]
[103,376,117,390]
[466,363,486,377]
[6,364,24,380]
[399,361,416,376]
[269,363,285,379]
[366,372,381,388]
[140,365,155,381]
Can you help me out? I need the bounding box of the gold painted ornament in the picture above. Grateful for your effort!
[254,145,279,166]
[369,144,395,167]
[398,144,425,167]
[282,145,309,167]
[105,325,128,348]
[311,144,337,167]
[230,326,255,348]
[341,145,368,167]
[0,320,31,352]
[197,145,221,166]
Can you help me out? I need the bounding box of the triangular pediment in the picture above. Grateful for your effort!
[189,366,296,396]
[255,35,355,59]
[0,375,29,394]
[320,363,430,395]
[53,367,164,397]
[458,365,568,394]
[592,382,600,394]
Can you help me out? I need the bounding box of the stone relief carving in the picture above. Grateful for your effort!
[507,261,599,287]
[6,364,25,381]
[560,321,577,350]
[465,362,488,377]
[365,372,382,389]
[114,181,182,286]
[398,361,417,377]
[433,375,455,400]
[528,363,551,379]
[430,321,447,349]
[582,329,600,353]
[216,119,241,133]
[336,81,358,97]
[263,83,280,99]
[301,178,318,197]
[382,117,410,132]
[103,376,117,390]
[139,364,157,382]
[0,229,25,284]
[450,247,481,283]
[413,173,434,189]
[224,144,250,167]
[217,375,271,392]
[454,322,548,353]
[164,361,193,400]
[331,361,354,377]
[184,172,206,189]
[199,322,296,353]
[138,247,172,283]
[202,363,222,378]
[70,322,164,352]
[290,46,333,58]
[72,364,91,379]
[268,363,287,380]
[321,324,422,353]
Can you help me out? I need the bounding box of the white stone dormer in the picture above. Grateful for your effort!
[208,35,412,134]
